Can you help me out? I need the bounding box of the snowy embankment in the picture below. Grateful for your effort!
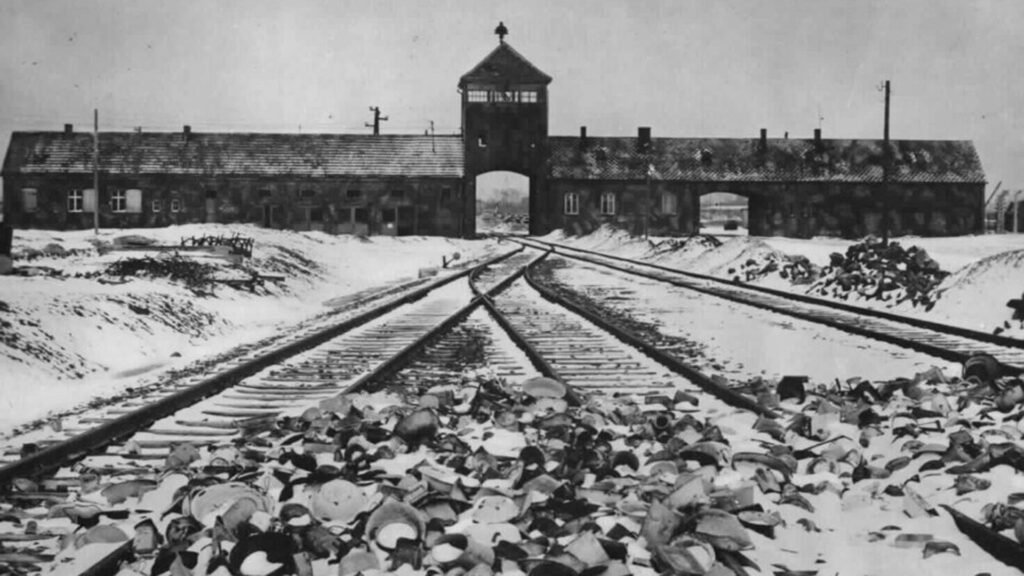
[0,224,498,433]
[542,226,1024,339]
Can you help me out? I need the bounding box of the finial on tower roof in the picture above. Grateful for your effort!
[495,21,508,43]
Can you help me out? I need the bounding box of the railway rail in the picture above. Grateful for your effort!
[514,236,1024,375]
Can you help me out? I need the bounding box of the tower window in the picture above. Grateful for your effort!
[564,192,579,215]
[600,193,616,215]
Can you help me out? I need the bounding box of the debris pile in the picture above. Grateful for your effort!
[647,234,722,256]
[805,236,949,308]
[105,255,220,291]
[8,354,1024,575]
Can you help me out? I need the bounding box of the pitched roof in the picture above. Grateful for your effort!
[2,132,464,178]
[459,42,552,87]
[548,136,985,184]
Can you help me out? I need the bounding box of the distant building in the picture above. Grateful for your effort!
[2,27,985,238]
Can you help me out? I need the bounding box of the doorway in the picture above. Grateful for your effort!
[475,171,530,235]
[699,192,749,236]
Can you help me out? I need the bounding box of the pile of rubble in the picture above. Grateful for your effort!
[105,255,220,292]
[805,237,949,309]
[6,355,1024,575]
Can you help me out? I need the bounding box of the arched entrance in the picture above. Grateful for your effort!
[698,191,749,236]
[475,171,530,235]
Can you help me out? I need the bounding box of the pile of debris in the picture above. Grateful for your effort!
[105,254,220,291]
[805,236,948,308]
[10,352,1023,576]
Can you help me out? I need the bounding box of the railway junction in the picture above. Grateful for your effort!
[0,233,1023,576]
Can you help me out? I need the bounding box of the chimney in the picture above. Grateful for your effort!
[814,128,821,146]
[759,128,767,152]
[183,125,192,142]
[637,126,651,152]
[63,123,73,135]
[579,126,588,150]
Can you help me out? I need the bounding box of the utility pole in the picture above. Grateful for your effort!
[93,109,99,235]
[366,106,388,135]
[1015,190,1023,233]
[879,80,891,241]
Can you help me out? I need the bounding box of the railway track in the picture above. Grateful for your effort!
[515,236,1024,375]
[2,239,1016,575]
[0,244,778,575]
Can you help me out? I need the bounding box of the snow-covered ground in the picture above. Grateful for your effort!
[542,226,1024,339]
[0,224,499,433]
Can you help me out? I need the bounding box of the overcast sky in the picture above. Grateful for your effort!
[1,0,1022,201]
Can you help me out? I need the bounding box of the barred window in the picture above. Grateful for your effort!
[112,189,127,212]
[563,192,579,215]
[600,192,616,215]
[68,190,84,213]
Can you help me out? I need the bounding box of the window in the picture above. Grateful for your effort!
[112,189,127,212]
[68,190,84,213]
[600,192,616,215]
[125,189,142,213]
[300,190,315,199]
[21,189,37,213]
[258,190,271,199]
[440,187,452,202]
[468,90,488,102]
[564,192,579,215]
[390,190,406,200]
[205,190,217,199]
[519,91,538,103]
[354,207,368,224]
[477,133,487,148]
[346,189,362,199]
[661,192,678,215]
[171,199,181,213]
[152,199,161,212]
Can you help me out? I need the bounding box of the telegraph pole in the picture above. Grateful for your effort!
[93,109,99,235]
[366,106,388,135]
[880,80,891,240]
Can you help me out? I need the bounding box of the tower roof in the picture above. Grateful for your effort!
[459,41,552,87]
